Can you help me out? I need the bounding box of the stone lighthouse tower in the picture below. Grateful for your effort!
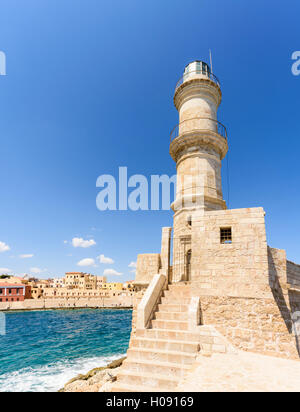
[170,61,228,282]
[129,61,300,373]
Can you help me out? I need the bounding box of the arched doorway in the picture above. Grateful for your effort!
[186,249,192,281]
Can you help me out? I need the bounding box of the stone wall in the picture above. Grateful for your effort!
[135,253,161,285]
[0,296,134,311]
[287,260,300,288]
[199,295,299,359]
[129,289,146,338]
[132,206,300,360]
[180,208,300,360]
[191,207,269,298]
[188,238,300,360]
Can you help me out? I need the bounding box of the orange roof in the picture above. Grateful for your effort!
[65,272,84,275]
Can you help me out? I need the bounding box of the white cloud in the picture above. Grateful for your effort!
[0,268,12,273]
[19,254,34,259]
[63,240,68,244]
[0,241,10,253]
[130,269,136,274]
[98,254,114,264]
[30,267,47,274]
[103,268,123,276]
[77,258,95,267]
[72,237,96,248]
[128,261,137,268]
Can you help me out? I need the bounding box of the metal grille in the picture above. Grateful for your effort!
[171,235,191,283]
[220,227,232,244]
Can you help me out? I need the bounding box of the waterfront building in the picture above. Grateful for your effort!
[50,278,65,288]
[0,284,31,302]
[0,276,28,285]
[96,276,107,289]
[102,282,123,291]
[123,281,135,292]
[65,272,96,289]
[42,287,134,299]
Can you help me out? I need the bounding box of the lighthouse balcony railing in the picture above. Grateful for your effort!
[175,69,221,91]
[170,117,228,143]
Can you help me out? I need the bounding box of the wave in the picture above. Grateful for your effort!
[0,353,125,392]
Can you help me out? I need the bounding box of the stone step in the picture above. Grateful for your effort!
[155,311,189,321]
[131,336,199,353]
[111,382,166,392]
[122,358,191,378]
[161,296,191,305]
[127,347,196,365]
[135,328,200,342]
[151,319,189,331]
[117,369,180,390]
[158,303,189,313]
[163,290,192,299]
[168,284,192,291]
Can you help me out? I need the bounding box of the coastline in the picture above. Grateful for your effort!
[0,296,133,312]
[1,306,133,313]
[59,357,126,392]
[0,310,132,392]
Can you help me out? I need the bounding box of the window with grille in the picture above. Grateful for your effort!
[220,227,232,244]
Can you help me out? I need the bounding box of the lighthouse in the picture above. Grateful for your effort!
[127,62,300,376]
[170,61,229,282]
[170,60,228,214]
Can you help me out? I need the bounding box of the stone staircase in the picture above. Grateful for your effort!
[112,283,202,392]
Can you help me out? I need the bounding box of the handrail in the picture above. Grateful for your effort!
[170,117,228,143]
[175,69,220,91]
[136,274,166,329]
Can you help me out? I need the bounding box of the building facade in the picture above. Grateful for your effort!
[96,276,107,289]
[0,284,31,302]
[50,278,65,288]
[65,272,96,289]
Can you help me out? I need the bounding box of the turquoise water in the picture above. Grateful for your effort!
[0,309,132,392]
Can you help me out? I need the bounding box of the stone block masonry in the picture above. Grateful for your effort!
[131,207,300,360]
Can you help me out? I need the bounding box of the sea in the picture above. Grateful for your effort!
[0,308,132,392]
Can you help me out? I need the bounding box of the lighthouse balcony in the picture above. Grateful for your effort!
[169,117,228,162]
[170,117,227,142]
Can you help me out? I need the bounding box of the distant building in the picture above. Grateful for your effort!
[102,282,123,291]
[96,276,107,289]
[50,278,65,288]
[65,272,96,289]
[0,276,28,285]
[28,272,135,300]
[123,280,136,292]
[0,284,31,302]
[29,279,50,299]
[42,287,134,299]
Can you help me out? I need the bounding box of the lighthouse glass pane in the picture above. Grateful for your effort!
[196,62,202,74]
[183,65,190,82]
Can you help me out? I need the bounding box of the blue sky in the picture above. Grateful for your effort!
[0,0,299,281]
